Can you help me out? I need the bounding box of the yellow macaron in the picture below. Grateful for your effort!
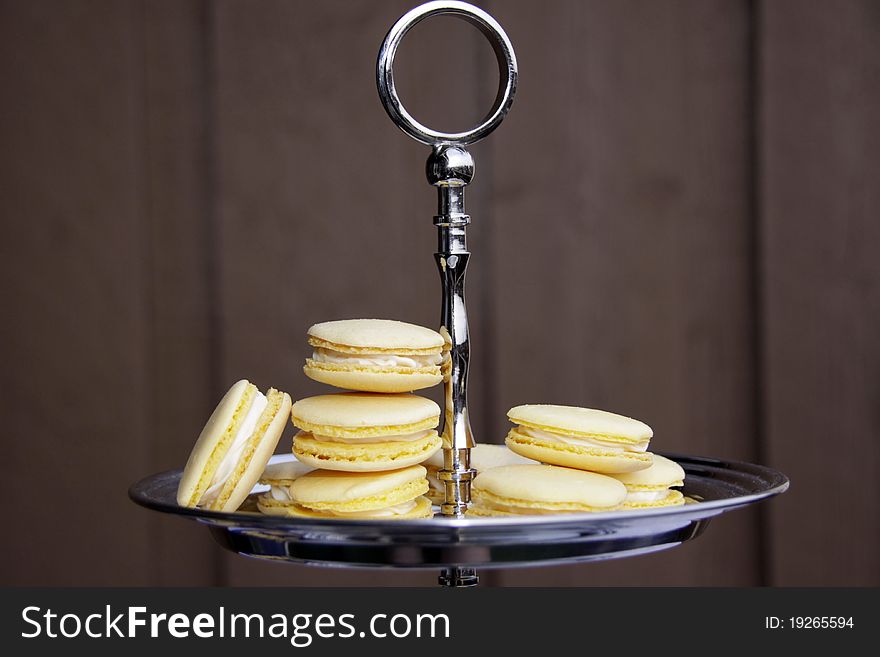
[177,380,292,512]
[505,404,654,474]
[469,464,627,516]
[280,465,433,519]
[291,392,442,472]
[424,443,536,505]
[255,459,315,515]
[610,454,686,509]
[304,319,447,393]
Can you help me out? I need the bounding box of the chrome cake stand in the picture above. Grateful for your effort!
[130,2,788,587]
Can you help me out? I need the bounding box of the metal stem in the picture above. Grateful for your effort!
[431,145,477,517]
[376,1,518,520]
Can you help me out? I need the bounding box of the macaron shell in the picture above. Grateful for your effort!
[506,428,653,474]
[299,479,428,513]
[466,503,511,517]
[465,502,566,517]
[265,495,434,519]
[308,319,444,352]
[611,453,685,487]
[177,379,255,507]
[472,443,537,469]
[290,465,427,508]
[472,464,627,509]
[256,494,299,516]
[293,431,442,472]
[622,489,685,509]
[425,450,445,468]
[471,489,615,514]
[209,389,292,512]
[290,393,440,438]
[303,362,442,393]
[508,404,653,442]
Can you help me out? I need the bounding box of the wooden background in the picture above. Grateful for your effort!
[2,0,878,586]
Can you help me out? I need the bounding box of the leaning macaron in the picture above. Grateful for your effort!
[291,393,442,472]
[177,380,292,512]
[255,459,315,516]
[610,454,686,509]
[469,464,627,516]
[424,444,536,504]
[304,319,446,393]
[283,465,433,519]
[505,404,653,474]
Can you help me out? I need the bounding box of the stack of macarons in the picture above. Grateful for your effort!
[257,319,447,519]
[175,322,687,519]
[468,403,685,516]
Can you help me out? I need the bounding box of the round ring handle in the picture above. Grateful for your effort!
[377,1,518,146]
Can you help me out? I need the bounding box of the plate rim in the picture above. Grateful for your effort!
[129,451,789,531]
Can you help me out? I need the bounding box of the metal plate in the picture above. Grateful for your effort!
[129,453,787,569]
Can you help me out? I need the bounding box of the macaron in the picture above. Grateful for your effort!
[291,392,442,472]
[424,443,536,504]
[469,464,627,516]
[505,404,654,474]
[177,380,292,512]
[280,465,434,519]
[304,319,447,393]
[255,459,315,515]
[610,454,686,509]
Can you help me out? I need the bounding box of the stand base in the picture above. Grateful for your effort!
[439,567,479,587]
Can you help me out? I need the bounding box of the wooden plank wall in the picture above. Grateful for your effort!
[1,0,877,586]
[0,0,215,585]
[488,0,759,586]
[760,0,880,586]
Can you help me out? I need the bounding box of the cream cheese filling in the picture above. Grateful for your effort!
[478,500,581,516]
[321,499,419,518]
[269,485,293,502]
[518,426,649,453]
[308,429,433,445]
[312,347,442,369]
[624,489,673,503]
[201,390,268,504]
